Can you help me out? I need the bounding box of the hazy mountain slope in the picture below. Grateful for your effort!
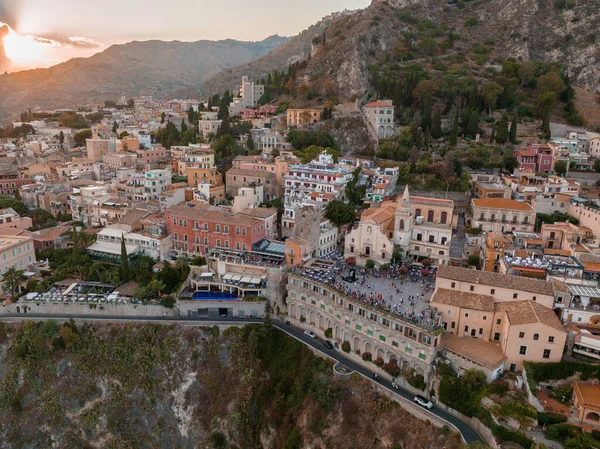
[0,322,462,449]
[206,0,600,101]
[0,36,287,120]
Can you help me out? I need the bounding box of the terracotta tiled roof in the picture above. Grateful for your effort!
[495,300,565,332]
[442,333,505,369]
[472,198,535,211]
[227,168,275,179]
[239,207,277,219]
[166,204,262,227]
[436,265,555,296]
[431,288,495,312]
[574,382,600,408]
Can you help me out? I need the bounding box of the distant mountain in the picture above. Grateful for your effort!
[0,35,288,121]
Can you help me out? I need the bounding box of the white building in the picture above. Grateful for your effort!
[363,100,395,139]
[282,152,351,237]
[229,76,265,115]
[198,120,222,137]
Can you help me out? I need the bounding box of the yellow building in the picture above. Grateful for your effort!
[286,109,322,127]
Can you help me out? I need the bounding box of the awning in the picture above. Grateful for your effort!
[200,272,214,278]
[241,276,252,283]
[250,277,261,284]
[222,273,234,280]
[231,274,243,281]
[568,285,600,298]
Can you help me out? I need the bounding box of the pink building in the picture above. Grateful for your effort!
[259,105,278,115]
[135,144,167,166]
[239,109,260,120]
[514,144,553,173]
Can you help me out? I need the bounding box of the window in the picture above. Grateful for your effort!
[470,285,474,292]
[465,313,469,318]
[519,332,525,338]
[422,335,431,345]
[494,332,500,341]
[513,293,518,299]
[496,318,502,325]
[483,316,487,320]
[242,228,247,236]
[533,333,539,341]
[543,349,551,359]
[491,289,495,295]
[519,346,527,355]
[451,282,456,289]
[451,322,455,329]
[548,336,554,343]
[464,326,469,332]
[532,296,536,301]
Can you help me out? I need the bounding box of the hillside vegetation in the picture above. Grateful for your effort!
[0,321,462,449]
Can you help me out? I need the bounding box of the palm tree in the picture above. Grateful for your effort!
[175,256,189,272]
[148,279,166,298]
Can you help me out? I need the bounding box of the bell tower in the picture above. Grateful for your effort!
[394,185,412,250]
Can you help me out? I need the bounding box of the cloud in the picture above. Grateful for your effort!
[68,36,103,48]
[30,34,103,49]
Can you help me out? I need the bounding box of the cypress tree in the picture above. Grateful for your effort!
[181,119,188,133]
[466,109,480,138]
[160,112,165,124]
[509,112,518,144]
[112,121,118,133]
[449,104,459,147]
[431,109,442,139]
[542,111,551,140]
[421,96,432,132]
[121,233,130,283]
[495,115,509,144]
[247,132,255,152]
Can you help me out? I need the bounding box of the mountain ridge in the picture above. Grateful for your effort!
[0,35,289,120]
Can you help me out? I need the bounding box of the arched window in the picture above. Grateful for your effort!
[399,219,405,230]
[465,313,469,318]
[441,212,448,224]
[533,333,539,341]
[415,208,422,217]
[427,210,434,222]
[586,412,600,422]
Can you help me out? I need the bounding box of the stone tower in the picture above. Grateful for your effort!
[394,185,412,250]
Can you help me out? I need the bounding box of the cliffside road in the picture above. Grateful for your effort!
[0,313,484,444]
[272,321,486,445]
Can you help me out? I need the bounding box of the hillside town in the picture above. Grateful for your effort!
[1,72,600,448]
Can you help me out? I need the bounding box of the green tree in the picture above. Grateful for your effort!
[324,200,355,227]
[467,255,480,267]
[120,234,130,283]
[594,159,600,173]
[73,129,92,146]
[217,96,230,120]
[509,112,518,144]
[365,259,375,269]
[481,81,504,113]
[535,92,557,118]
[160,112,165,124]
[247,132,255,152]
[495,115,509,144]
[148,279,166,298]
[542,110,552,140]
[565,433,592,449]
[2,267,25,299]
[502,149,519,173]
[554,160,568,177]
[431,109,442,139]
[466,108,480,138]
[538,70,566,96]
[59,130,64,145]
[181,119,188,133]
[112,121,118,134]
[449,104,459,147]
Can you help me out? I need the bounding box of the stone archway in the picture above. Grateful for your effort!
[327,319,333,330]
[364,342,373,354]
[309,310,316,325]
[388,352,398,363]
[353,336,361,352]
[378,125,385,138]
[376,347,385,361]
[289,303,296,318]
[318,314,325,329]
[299,307,306,320]
[334,325,340,340]
[415,366,425,378]
[401,360,411,372]
[586,412,600,422]
[385,126,394,138]
[16,306,20,314]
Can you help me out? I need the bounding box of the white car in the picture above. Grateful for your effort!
[304,330,317,339]
[414,395,433,410]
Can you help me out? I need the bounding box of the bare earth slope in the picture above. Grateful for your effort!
[0,36,288,120]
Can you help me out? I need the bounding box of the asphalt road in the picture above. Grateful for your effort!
[0,313,485,444]
[272,321,486,445]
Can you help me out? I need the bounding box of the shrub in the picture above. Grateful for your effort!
[493,425,534,448]
[384,360,400,377]
[362,352,372,362]
[538,412,568,426]
[466,17,479,27]
[545,423,583,443]
[208,431,227,449]
[300,316,306,323]
[486,381,509,396]
[525,361,600,382]
[365,259,375,269]
[324,328,332,338]
[342,341,351,353]
[373,357,384,368]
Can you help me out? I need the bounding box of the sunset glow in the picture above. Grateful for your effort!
[3,28,51,63]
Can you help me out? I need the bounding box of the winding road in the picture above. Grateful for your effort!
[0,313,486,444]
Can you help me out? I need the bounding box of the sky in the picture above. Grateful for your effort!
[0,0,371,72]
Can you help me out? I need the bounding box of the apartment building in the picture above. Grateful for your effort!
[249,128,293,156]
[229,76,265,115]
[514,144,553,173]
[198,120,222,136]
[431,265,566,371]
[363,100,395,139]
[0,230,36,276]
[287,272,442,385]
[482,231,513,272]
[55,159,96,181]
[226,168,276,200]
[286,109,322,127]
[282,152,350,236]
[86,128,110,161]
[165,203,266,256]
[0,171,32,197]
[134,144,167,166]
[568,198,600,232]
[473,181,511,200]
[0,208,32,232]
[471,198,536,233]
[117,169,172,202]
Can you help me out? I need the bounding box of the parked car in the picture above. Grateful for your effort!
[414,395,433,410]
[323,340,333,349]
[304,330,317,339]
[285,320,291,325]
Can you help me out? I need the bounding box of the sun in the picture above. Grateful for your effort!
[3,29,45,63]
